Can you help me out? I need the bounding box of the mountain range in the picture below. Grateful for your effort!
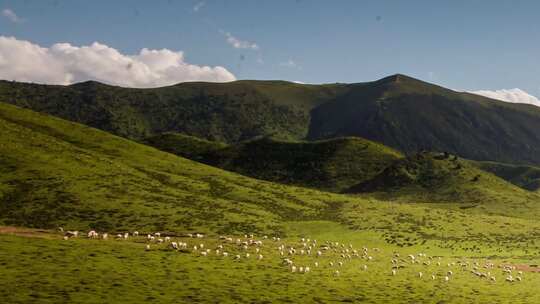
[2,74,540,166]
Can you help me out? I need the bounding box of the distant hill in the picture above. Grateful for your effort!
[345,151,539,215]
[0,79,348,143]
[146,135,402,192]
[307,74,540,165]
[3,74,540,165]
[471,160,540,192]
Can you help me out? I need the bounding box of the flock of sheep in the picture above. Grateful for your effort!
[61,228,527,284]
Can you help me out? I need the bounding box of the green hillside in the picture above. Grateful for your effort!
[472,160,540,192]
[143,132,228,161]
[307,74,540,165]
[4,74,540,165]
[3,102,540,302]
[346,151,540,218]
[145,134,402,192]
[0,101,336,234]
[0,79,348,143]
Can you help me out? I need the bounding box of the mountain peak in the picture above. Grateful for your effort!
[376,73,421,84]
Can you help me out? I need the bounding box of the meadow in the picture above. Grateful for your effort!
[1,102,540,303]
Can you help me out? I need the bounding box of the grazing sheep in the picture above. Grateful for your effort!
[418,272,423,278]
[314,262,319,267]
[305,266,310,273]
[334,270,340,276]
[392,269,397,276]
[431,274,436,280]
[66,231,79,238]
[447,270,453,276]
[201,252,208,257]
[63,236,69,241]
[165,237,170,242]
[123,233,129,239]
[133,231,139,237]
[223,252,229,257]
[155,232,161,237]
[87,230,98,238]
[444,276,450,282]
[145,244,151,251]
[362,265,368,271]
[258,254,263,260]
[171,242,179,250]
[102,233,108,240]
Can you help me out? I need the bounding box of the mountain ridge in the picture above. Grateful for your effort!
[3,74,540,165]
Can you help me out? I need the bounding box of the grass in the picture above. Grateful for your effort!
[471,160,540,192]
[144,134,402,192]
[2,228,540,304]
[3,102,540,302]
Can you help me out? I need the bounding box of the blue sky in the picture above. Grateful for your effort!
[0,0,539,100]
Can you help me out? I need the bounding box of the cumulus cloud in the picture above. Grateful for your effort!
[0,36,236,87]
[193,1,205,12]
[2,8,22,23]
[468,88,540,107]
[221,31,259,50]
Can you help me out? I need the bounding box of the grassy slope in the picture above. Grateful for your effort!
[471,160,540,192]
[144,134,403,192]
[346,152,540,219]
[3,102,540,302]
[0,101,338,234]
[143,132,228,161]
[1,101,540,248]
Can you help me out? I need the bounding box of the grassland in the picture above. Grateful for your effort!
[2,102,540,302]
[144,134,402,192]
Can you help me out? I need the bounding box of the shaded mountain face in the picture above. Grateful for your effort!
[143,134,403,192]
[2,74,540,165]
[307,74,540,165]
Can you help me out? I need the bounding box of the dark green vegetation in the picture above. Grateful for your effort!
[346,152,540,219]
[146,134,402,192]
[0,79,347,143]
[144,132,227,161]
[3,74,540,165]
[472,160,540,192]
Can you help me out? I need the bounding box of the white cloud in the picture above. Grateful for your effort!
[0,36,236,87]
[467,88,540,107]
[1,8,22,23]
[221,31,259,50]
[193,1,205,12]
